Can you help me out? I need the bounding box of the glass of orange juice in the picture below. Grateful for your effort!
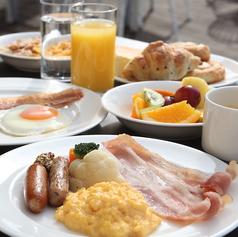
[71,3,117,92]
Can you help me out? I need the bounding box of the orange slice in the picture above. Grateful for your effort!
[131,97,146,119]
[141,101,202,123]
[154,89,175,97]
[132,92,141,101]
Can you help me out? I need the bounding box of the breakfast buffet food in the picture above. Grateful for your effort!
[0,104,72,136]
[131,77,210,123]
[0,88,84,110]
[184,60,226,84]
[22,134,238,237]
[103,135,237,220]
[0,88,84,136]
[0,36,70,58]
[168,41,211,61]
[44,39,71,58]
[115,40,226,84]
[0,37,41,57]
[55,181,162,237]
[115,45,143,78]
[122,41,201,81]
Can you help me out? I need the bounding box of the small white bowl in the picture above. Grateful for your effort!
[0,32,41,72]
[42,34,70,75]
[101,81,203,140]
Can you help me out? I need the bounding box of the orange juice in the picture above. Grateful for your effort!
[71,20,116,92]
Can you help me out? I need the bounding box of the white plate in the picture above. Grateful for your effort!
[0,78,107,146]
[0,135,237,237]
[0,32,41,72]
[115,36,238,87]
[101,81,203,140]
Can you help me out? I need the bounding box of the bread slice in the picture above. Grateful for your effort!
[115,45,142,78]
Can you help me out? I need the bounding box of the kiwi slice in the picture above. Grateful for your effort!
[142,88,165,107]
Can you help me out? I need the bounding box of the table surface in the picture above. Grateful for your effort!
[0,57,237,237]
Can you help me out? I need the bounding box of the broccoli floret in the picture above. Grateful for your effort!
[73,142,100,159]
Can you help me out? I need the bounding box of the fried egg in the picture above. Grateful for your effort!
[0,104,72,136]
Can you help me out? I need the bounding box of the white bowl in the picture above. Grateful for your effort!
[42,34,70,75]
[101,81,203,140]
[0,32,41,72]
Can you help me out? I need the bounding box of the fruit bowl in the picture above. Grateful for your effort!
[101,81,204,140]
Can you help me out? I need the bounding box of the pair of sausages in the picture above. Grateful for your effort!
[24,156,69,213]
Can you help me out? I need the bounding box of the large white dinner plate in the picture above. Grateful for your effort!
[0,32,41,72]
[0,135,237,237]
[0,78,107,146]
[101,81,203,140]
[115,36,238,87]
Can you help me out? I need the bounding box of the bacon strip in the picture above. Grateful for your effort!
[0,88,84,110]
[102,134,238,221]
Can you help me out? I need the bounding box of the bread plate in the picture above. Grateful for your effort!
[115,37,238,87]
[101,81,203,140]
[0,32,40,72]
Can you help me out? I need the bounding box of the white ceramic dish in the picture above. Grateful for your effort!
[0,32,41,72]
[115,36,238,87]
[101,81,203,140]
[0,78,107,146]
[43,33,70,77]
[0,135,237,237]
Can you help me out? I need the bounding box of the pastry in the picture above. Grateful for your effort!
[122,41,201,81]
[115,45,142,78]
[183,60,226,84]
[169,41,210,62]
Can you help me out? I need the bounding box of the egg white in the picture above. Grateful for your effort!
[0,104,72,136]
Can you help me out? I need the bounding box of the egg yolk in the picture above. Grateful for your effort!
[20,106,58,120]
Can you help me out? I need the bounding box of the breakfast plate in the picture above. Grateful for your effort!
[101,81,204,140]
[0,134,237,237]
[115,36,238,87]
[0,78,107,146]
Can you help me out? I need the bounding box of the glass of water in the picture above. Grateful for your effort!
[40,0,83,82]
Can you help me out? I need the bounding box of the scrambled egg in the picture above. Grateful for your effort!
[55,182,162,237]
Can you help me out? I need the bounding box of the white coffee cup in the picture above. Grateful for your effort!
[202,86,238,162]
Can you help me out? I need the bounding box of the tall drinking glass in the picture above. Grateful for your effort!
[40,0,83,81]
[71,3,117,92]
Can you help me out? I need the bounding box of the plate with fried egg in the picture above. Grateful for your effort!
[0,78,107,145]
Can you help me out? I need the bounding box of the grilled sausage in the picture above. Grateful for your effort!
[24,164,48,213]
[48,156,69,206]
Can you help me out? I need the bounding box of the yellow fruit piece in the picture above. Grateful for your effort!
[141,101,202,123]
[132,92,141,102]
[134,97,146,118]
[181,76,210,110]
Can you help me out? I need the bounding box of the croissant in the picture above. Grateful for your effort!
[169,41,210,62]
[122,41,201,81]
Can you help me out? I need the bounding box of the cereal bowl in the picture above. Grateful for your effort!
[101,81,204,140]
[42,33,71,76]
[0,32,40,72]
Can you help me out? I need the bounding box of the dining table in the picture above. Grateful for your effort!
[0,37,237,237]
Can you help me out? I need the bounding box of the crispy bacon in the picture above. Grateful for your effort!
[102,134,238,221]
[0,88,84,110]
